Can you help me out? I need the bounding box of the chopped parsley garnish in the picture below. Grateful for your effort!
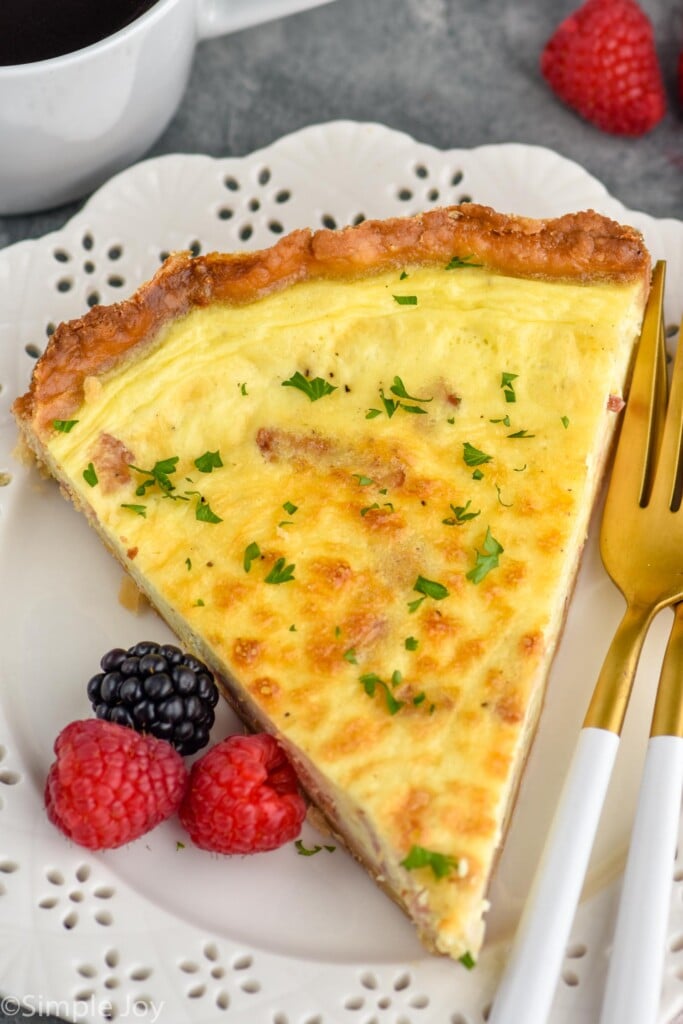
[507,429,535,439]
[445,255,482,270]
[561,415,570,429]
[194,598,205,607]
[243,542,262,572]
[295,839,336,856]
[368,377,432,420]
[53,419,78,433]
[282,371,337,402]
[466,527,504,584]
[501,372,518,403]
[389,376,433,405]
[121,503,147,517]
[194,450,223,473]
[409,574,449,612]
[185,558,192,571]
[361,503,380,517]
[399,270,409,280]
[393,294,418,305]
[462,442,492,467]
[495,484,513,507]
[459,952,476,970]
[239,382,248,395]
[176,841,185,851]
[472,468,484,481]
[343,648,358,664]
[490,414,511,427]
[360,673,405,715]
[400,844,458,879]
[443,499,480,526]
[413,692,426,705]
[195,498,222,523]
[405,636,419,651]
[265,558,296,584]
[283,501,298,516]
[83,462,98,487]
[353,474,374,486]
[130,456,179,498]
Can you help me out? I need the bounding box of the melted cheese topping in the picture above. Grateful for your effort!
[47,265,643,958]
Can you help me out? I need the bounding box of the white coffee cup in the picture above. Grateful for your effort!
[0,0,333,216]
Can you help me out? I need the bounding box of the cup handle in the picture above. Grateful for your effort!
[196,0,334,39]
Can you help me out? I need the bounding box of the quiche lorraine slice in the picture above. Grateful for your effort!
[13,204,651,962]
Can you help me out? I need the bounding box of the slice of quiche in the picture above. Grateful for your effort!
[12,204,651,962]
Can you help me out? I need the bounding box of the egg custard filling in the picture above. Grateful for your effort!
[13,204,651,961]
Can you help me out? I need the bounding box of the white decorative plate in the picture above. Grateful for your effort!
[1,121,682,1024]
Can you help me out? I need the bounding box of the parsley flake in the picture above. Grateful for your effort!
[343,648,358,664]
[243,541,262,572]
[460,952,476,970]
[466,527,504,584]
[463,442,492,467]
[283,501,298,516]
[194,450,223,473]
[130,456,179,498]
[360,673,405,715]
[121,503,147,517]
[295,839,336,856]
[507,429,535,439]
[282,371,337,402]
[393,294,418,306]
[561,415,570,429]
[265,558,296,584]
[53,419,79,433]
[195,498,222,523]
[400,844,458,879]
[390,376,433,405]
[501,372,518,403]
[83,462,98,487]
[445,255,482,270]
[443,499,480,526]
[409,574,449,612]
[405,636,419,651]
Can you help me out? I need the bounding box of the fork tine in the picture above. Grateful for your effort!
[603,260,666,516]
[649,314,683,512]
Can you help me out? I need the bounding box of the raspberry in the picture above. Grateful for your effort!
[541,0,666,136]
[179,733,306,854]
[87,640,219,755]
[45,719,188,850]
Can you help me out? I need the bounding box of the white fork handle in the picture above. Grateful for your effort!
[489,727,619,1024]
[599,734,683,1024]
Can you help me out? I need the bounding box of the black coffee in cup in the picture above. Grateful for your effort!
[0,0,159,65]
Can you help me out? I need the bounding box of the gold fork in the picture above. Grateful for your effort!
[490,261,683,1024]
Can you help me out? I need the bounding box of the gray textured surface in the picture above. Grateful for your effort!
[0,0,682,253]
[1,0,682,1020]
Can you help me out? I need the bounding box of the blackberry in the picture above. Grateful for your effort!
[87,641,219,755]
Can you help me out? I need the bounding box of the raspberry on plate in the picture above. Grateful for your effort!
[541,0,666,136]
[179,733,306,854]
[45,719,188,850]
